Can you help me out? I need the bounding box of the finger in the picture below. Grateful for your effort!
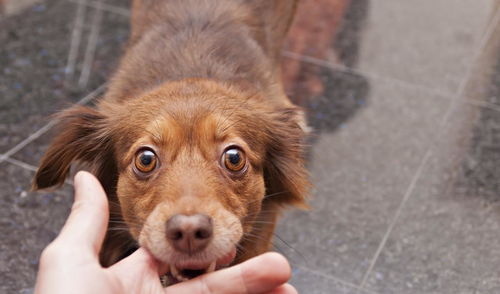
[55,171,109,257]
[264,284,298,294]
[109,247,162,276]
[165,252,291,294]
[109,248,165,289]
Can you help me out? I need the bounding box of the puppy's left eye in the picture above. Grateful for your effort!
[222,147,246,172]
[134,149,158,174]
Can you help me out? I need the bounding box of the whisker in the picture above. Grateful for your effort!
[240,233,287,257]
[240,190,290,211]
[274,233,307,264]
[243,220,276,226]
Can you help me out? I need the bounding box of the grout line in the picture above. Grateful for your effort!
[4,158,74,188]
[68,0,130,17]
[5,157,38,172]
[65,0,87,82]
[359,150,433,287]
[282,51,457,100]
[78,0,104,89]
[0,121,58,163]
[76,83,107,105]
[438,9,500,126]
[0,85,106,164]
[294,265,379,294]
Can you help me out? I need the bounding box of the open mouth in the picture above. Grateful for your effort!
[167,248,236,283]
[169,261,216,282]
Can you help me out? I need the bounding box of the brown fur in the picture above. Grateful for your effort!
[34,0,308,268]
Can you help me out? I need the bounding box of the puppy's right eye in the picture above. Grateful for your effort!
[134,149,158,174]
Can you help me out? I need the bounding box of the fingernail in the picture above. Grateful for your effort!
[74,170,90,186]
[73,171,94,202]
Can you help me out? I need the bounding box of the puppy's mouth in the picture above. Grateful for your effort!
[169,262,216,282]
[167,248,236,283]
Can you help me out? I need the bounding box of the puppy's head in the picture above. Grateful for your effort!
[34,80,308,281]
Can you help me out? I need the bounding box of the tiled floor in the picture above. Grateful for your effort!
[1,0,500,293]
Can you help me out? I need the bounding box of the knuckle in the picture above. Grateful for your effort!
[40,241,79,267]
[39,243,60,266]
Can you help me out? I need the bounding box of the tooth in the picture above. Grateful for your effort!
[170,264,179,277]
[170,265,188,282]
[207,261,216,273]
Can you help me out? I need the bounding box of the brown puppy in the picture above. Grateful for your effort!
[34,0,309,283]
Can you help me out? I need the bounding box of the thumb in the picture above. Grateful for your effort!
[55,171,109,259]
[108,248,166,291]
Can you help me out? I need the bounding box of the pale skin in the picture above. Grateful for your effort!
[35,171,297,294]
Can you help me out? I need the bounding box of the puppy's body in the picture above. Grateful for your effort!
[107,0,295,104]
[35,0,308,281]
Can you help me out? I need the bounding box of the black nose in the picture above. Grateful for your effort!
[165,214,213,254]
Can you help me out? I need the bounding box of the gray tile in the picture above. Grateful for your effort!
[276,63,451,284]
[10,87,104,167]
[11,127,58,167]
[290,267,368,294]
[0,0,89,153]
[73,5,129,89]
[0,162,73,294]
[365,103,500,294]
[11,8,129,166]
[355,0,496,94]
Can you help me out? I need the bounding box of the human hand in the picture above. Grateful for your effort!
[34,171,297,294]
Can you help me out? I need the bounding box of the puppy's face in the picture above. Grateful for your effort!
[114,91,268,280]
[33,80,308,282]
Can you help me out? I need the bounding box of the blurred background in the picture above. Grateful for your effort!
[1,0,499,293]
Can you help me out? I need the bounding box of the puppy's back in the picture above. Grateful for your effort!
[104,0,297,103]
[130,0,297,58]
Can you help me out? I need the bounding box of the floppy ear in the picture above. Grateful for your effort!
[264,106,310,208]
[33,106,115,191]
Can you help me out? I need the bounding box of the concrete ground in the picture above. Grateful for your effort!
[1,0,500,293]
